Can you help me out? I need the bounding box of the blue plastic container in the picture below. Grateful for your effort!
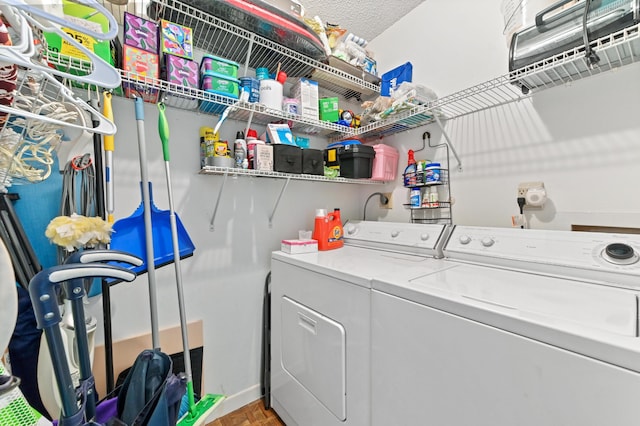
[381,62,413,96]
[239,76,260,102]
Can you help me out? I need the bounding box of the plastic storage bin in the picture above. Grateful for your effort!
[199,71,240,113]
[273,144,303,174]
[200,54,239,78]
[370,144,399,181]
[337,144,375,178]
[302,149,324,175]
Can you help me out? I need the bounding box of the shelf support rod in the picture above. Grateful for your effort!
[269,177,291,228]
[243,34,255,76]
[209,170,229,231]
[433,113,463,172]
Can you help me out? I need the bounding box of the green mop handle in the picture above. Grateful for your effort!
[158,102,170,161]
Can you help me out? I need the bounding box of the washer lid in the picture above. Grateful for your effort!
[373,263,640,372]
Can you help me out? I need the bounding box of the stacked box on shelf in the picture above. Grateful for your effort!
[199,54,240,114]
[122,44,160,103]
[162,54,199,109]
[319,97,339,122]
[160,20,193,60]
[122,12,160,103]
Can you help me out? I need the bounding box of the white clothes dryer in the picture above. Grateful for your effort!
[371,226,640,426]
[270,220,450,426]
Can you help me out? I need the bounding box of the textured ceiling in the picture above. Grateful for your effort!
[301,0,426,43]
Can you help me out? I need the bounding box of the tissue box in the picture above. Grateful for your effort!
[281,239,318,254]
[124,12,159,53]
[122,44,159,103]
[163,54,199,109]
[160,19,193,59]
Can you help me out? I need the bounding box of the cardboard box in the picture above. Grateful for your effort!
[254,144,273,171]
[281,239,318,254]
[160,19,193,60]
[163,54,199,109]
[266,123,295,145]
[122,44,159,103]
[319,97,339,122]
[124,12,159,53]
[290,78,319,120]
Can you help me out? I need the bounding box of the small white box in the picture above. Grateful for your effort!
[291,78,319,120]
[254,144,273,171]
[281,239,318,254]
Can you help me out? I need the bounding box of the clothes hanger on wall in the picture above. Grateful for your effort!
[0,3,122,89]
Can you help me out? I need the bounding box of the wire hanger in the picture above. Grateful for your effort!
[0,69,117,136]
[4,0,119,41]
[0,3,122,89]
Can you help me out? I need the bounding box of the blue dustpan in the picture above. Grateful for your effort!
[109,182,195,278]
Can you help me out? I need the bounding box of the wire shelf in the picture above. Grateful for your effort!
[434,23,640,120]
[199,166,386,184]
[43,20,640,142]
[146,0,380,100]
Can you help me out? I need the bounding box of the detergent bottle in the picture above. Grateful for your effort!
[312,208,344,251]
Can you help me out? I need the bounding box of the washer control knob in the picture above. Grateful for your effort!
[420,233,430,241]
[603,243,639,265]
[481,237,495,247]
[391,230,400,238]
[459,235,471,245]
[346,224,357,235]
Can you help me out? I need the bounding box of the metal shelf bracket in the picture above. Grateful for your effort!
[209,169,229,231]
[269,177,291,228]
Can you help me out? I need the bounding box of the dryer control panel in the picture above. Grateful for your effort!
[445,226,640,290]
[344,220,448,257]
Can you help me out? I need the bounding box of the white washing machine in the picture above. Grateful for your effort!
[371,225,640,426]
[270,220,451,426]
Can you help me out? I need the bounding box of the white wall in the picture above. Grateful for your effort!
[81,0,640,417]
[368,0,640,229]
[85,96,367,414]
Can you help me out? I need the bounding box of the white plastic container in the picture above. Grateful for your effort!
[259,79,284,110]
[370,144,399,181]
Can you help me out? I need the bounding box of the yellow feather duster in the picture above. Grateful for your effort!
[45,214,113,251]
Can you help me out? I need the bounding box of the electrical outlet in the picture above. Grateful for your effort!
[380,192,393,209]
[517,181,544,199]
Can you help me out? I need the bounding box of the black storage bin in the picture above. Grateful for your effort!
[302,149,324,175]
[337,144,375,178]
[273,144,303,174]
[324,146,340,171]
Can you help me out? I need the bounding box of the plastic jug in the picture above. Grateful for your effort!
[312,208,344,251]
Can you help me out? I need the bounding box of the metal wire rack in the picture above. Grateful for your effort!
[43,16,640,143]
[146,0,381,100]
[199,165,386,184]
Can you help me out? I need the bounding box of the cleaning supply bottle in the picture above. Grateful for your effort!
[234,131,247,168]
[403,149,417,186]
[313,208,344,251]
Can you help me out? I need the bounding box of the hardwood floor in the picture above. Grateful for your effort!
[207,399,285,426]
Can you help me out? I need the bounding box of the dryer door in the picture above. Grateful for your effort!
[281,296,346,420]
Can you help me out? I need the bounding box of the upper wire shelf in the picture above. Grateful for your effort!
[145,0,381,100]
[432,23,640,120]
[44,21,640,142]
[199,166,386,184]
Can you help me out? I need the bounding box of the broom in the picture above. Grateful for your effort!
[157,103,224,425]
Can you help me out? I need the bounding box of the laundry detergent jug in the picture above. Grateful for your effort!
[312,208,344,250]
